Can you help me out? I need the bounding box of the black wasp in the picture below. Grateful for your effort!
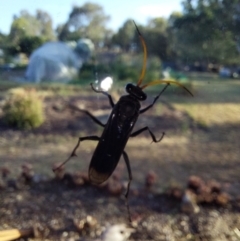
[54,22,193,222]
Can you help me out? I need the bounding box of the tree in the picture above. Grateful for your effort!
[111,19,136,51]
[143,18,169,61]
[8,10,55,45]
[109,17,175,62]
[58,2,110,46]
[6,10,55,57]
[19,36,44,57]
[0,32,7,48]
[36,10,55,41]
[171,0,240,65]
[111,18,171,61]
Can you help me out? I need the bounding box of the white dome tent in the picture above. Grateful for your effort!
[25,38,94,83]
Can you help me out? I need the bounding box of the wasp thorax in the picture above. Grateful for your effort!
[125,83,147,101]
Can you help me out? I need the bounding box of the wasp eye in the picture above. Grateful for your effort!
[125,83,133,93]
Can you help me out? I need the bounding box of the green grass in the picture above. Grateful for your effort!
[2,71,240,130]
[0,80,92,98]
[173,103,240,127]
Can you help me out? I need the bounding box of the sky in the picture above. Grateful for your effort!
[0,0,183,34]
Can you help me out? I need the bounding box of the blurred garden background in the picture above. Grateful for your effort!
[0,1,240,240]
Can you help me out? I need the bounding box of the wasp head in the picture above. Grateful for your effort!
[125,83,147,101]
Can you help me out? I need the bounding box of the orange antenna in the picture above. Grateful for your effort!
[141,80,193,96]
[133,21,193,97]
[133,21,147,87]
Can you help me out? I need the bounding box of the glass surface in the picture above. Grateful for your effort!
[0,1,239,240]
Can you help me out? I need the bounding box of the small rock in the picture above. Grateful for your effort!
[145,170,157,189]
[215,192,231,206]
[0,177,6,189]
[21,163,34,184]
[197,184,215,204]
[168,187,183,200]
[102,224,135,241]
[181,190,200,214]
[107,179,123,196]
[33,223,50,239]
[74,215,98,235]
[0,166,11,179]
[72,171,86,186]
[208,179,221,194]
[187,175,204,192]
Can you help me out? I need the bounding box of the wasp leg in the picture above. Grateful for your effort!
[130,126,165,143]
[139,84,170,114]
[90,83,115,108]
[53,136,100,172]
[68,103,105,127]
[122,150,133,223]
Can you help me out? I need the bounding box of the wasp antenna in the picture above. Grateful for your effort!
[141,80,193,96]
[133,20,141,36]
[133,21,147,87]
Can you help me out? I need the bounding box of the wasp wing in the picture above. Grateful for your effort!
[89,96,140,184]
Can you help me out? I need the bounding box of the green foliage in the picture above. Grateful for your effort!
[75,54,162,84]
[114,64,139,82]
[8,10,55,45]
[171,0,240,65]
[5,45,21,56]
[142,18,169,61]
[35,10,56,41]
[108,1,240,66]
[58,3,110,45]
[3,9,54,58]
[77,62,111,82]
[3,89,45,129]
[3,1,239,68]
[19,36,44,57]
[77,63,96,82]
[111,19,136,51]
[113,54,162,82]
[0,32,7,49]
[6,35,45,57]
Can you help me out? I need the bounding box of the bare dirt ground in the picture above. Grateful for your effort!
[1,92,240,240]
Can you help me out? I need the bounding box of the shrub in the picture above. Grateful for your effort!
[3,88,45,129]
